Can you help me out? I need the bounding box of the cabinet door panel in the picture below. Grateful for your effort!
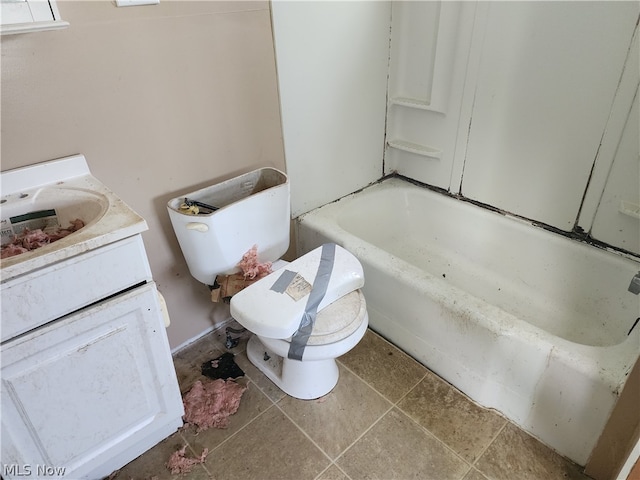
[1,283,183,479]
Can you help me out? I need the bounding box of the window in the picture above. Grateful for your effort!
[1,0,68,35]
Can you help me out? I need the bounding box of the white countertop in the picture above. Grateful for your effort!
[1,155,147,282]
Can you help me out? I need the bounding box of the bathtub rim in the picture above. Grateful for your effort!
[296,177,640,385]
[299,215,639,386]
[298,177,640,343]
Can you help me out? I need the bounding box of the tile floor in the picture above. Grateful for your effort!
[110,325,593,480]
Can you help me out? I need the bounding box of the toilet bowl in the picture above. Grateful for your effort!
[167,168,369,399]
[245,289,368,400]
[231,243,368,399]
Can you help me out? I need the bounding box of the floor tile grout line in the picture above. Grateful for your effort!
[389,401,476,475]
[330,402,397,465]
[181,328,491,478]
[178,429,210,475]
[312,463,334,480]
[323,360,444,469]
[272,400,337,465]
[179,330,496,479]
[250,358,403,472]
[336,342,511,475]
[268,372,402,467]
[181,378,278,461]
[470,418,508,469]
[333,461,355,480]
[391,369,428,406]
[388,376,489,476]
[198,402,277,458]
[169,327,590,480]
[336,358,428,405]
[312,461,355,480]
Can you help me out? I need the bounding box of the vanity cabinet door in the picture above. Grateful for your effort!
[0,282,184,480]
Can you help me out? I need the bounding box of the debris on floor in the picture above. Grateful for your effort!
[210,272,259,302]
[222,325,246,349]
[210,244,273,302]
[201,352,244,380]
[182,378,247,431]
[166,445,208,474]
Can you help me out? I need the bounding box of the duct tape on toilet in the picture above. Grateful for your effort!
[270,270,312,301]
[269,243,337,361]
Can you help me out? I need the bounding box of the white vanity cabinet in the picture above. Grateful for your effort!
[1,234,184,480]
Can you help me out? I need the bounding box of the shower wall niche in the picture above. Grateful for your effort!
[385,1,640,256]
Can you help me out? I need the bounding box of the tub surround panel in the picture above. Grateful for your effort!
[459,2,636,231]
[577,22,639,255]
[385,1,475,191]
[590,91,640,255]
[385,1,639,252]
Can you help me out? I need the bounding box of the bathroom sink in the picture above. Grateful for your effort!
[2,186,109,234]
[1,186,109,259]
[0,155,147,281]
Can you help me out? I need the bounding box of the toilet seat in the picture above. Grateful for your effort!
[287,289,366,346]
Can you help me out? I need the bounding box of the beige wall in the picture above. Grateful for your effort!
[1,0,286,349]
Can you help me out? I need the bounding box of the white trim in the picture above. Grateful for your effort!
[0,0,68,35]
[618,437,640,480]
[170,325,218,355]
[1,19,68,34]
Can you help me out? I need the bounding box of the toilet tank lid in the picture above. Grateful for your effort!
[230,243,364,339]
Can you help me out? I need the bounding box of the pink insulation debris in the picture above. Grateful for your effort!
[1,219,85,259]
[182,379,247,431]
[237,244,272,280]
[166,445,209,474]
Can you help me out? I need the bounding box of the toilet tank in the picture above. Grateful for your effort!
[167,168,290,285]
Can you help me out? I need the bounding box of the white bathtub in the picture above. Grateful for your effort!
[296,176,640,465]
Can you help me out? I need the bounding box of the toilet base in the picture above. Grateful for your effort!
[246,335,339,400]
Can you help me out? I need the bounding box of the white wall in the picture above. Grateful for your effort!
[271,1,391,218]
[459,2,638,232]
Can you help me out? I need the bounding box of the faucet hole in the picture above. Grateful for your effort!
[19,193,28,199]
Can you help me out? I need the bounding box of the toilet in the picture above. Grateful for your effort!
[167,167,368,399]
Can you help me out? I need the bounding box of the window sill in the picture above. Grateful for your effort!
[1,19,68,35]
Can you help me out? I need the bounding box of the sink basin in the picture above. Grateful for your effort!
[0,154,147,281]
[1,186,109,243]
